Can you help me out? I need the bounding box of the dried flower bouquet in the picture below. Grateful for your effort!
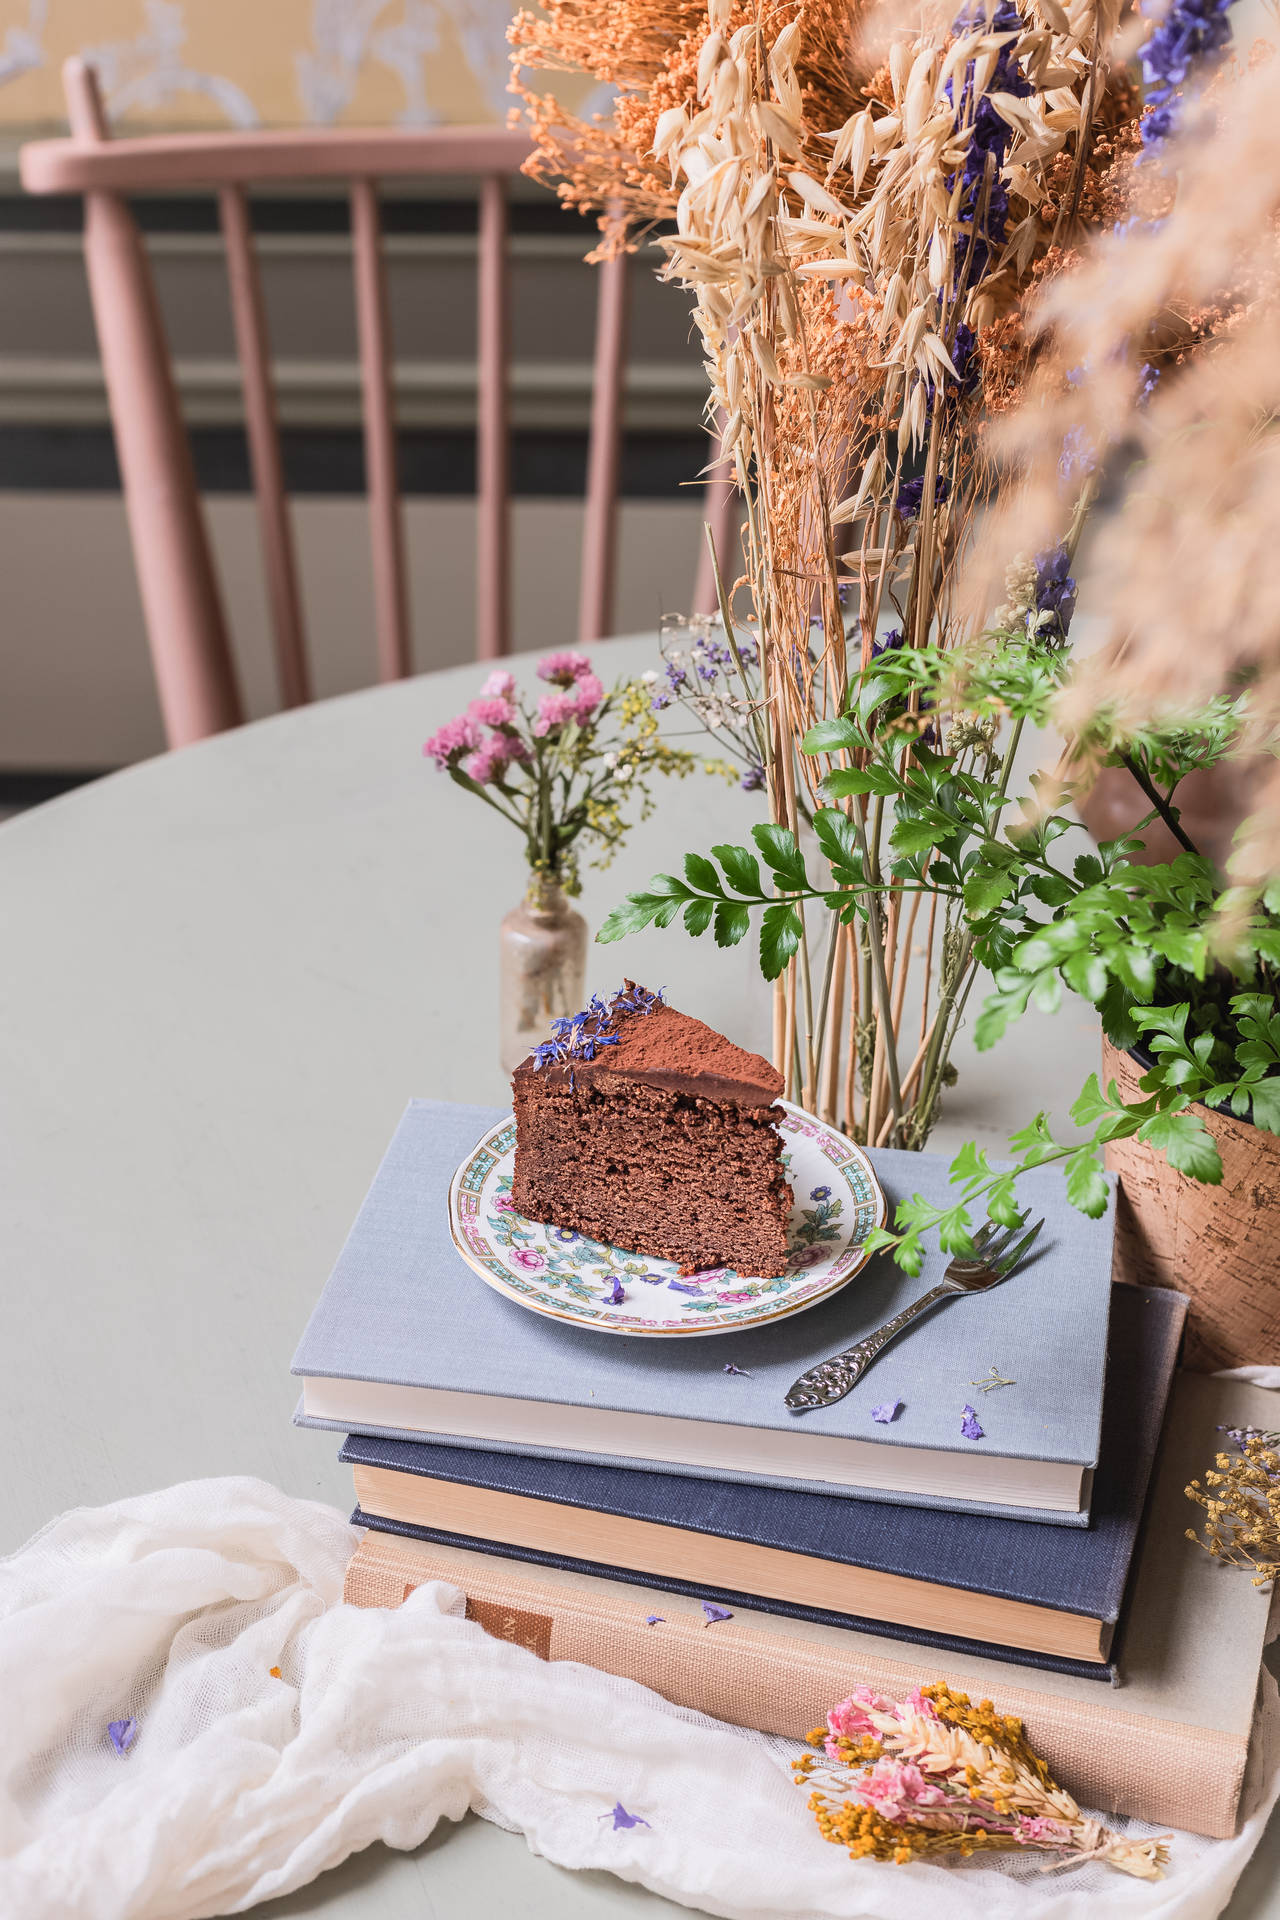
[422,651,698,895]
[512,0,1145,1147]
[796,1682,1168,1876]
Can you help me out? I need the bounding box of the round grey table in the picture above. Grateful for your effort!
[2,635,1277,1919]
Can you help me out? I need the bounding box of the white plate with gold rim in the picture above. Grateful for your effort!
[446,1101,886,1337]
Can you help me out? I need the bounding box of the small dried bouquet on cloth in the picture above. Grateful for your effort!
[795,1682,1169,1877]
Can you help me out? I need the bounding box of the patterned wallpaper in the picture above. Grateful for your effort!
[0,0,583,129]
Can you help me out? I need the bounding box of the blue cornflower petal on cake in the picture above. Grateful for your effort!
[511,982,792,1277]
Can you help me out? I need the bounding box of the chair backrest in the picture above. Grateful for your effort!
[18,58,682,749]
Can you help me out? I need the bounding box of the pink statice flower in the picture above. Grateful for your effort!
[538,649,593,686]
[571,671,604,723]
[1016,1816,1072,1846]
[465,734,529,784]
[857,1760,948,1821]
[467,694,518,729]
[534,689,581,735]
[481,668,516,698]
[422,713,483,766]
[825,1687,892,1753]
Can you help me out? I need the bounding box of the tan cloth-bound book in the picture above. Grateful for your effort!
[342,1374,1278,1841]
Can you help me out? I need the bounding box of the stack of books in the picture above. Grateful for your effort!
[292,1098,1276,1841]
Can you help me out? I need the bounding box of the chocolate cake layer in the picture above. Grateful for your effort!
[511,986,792,1278]
[536,993,783,1108]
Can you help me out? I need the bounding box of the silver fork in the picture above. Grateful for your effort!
[783,1214,1045,1413]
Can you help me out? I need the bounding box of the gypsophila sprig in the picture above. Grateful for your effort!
[794,1683,1168,1877]
[651,613,769,797]
[422,655,700,896]
[1187,1430,1280,1585]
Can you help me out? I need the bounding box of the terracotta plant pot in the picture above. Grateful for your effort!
[1102,1037,1280,1370]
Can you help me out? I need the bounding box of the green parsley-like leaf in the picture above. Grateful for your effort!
[856,672,896,721]
[759,900,804,980]
[964,861,1019,917]
[597,894,664,943]
[984,1174,1024,1227]
[889,811,954,859]
[1138,1109,1223,1183]
[683,852,723,896]
[712,843,764,898]
[713,901,752,949]
[1109,944,1156,999]
[1065,1146,1110,1216]
[1248,1078,1280,1135]
[752,823,810,892]
[1062,949,1109,1003]
[949,1140,994,1189]
[821,762,902,801]
[682,898,715,936]
[1069,1073,1114,1129]
[812,806,859,869]
[973,976,1032,1050]
[812,810,864,892]
[802,716,863,754]
[1028,873,1074,907]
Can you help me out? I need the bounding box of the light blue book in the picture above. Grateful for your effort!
[292,1100,1118,1525]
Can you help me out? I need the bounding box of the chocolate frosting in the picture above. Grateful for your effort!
[514,984,783,1108]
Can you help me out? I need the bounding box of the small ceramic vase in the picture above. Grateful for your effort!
[498,875,587,1076]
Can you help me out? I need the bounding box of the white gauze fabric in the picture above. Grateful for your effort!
[0,1476,1276,1920]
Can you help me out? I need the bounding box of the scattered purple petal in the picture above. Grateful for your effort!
[108,1718,137,1757]
[602,1802,651,1830]
[667,1280,707,1295]
[960,1404,985,1441]
[645,1614,664,1625]
[871,1398,902,1425]
[602,1277,626,1305]
[702,1602,733,1626]
[723,1363,751,1376]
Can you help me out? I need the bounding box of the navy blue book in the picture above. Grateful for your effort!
[344,1282,1186,1683]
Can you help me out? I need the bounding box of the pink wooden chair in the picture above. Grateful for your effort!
[19,59,736,749]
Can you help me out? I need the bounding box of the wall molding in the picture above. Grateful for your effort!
[0,351,706,431]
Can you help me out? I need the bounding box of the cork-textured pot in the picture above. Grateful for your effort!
[1102,1037,1280,1369]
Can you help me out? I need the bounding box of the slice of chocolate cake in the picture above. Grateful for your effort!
[511,983,792,1277]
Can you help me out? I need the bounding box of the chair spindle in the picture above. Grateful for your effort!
[351,178,411,683]
[476,174,511,660]
[218,183,310,709]
[63,56,243,745]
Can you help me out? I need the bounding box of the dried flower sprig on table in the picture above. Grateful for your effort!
[1187,1429,1280,1584]
[795,1683,1168,1877]
[422,654,700,896]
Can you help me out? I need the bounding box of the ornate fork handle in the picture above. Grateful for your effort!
[784,1284,952,1412]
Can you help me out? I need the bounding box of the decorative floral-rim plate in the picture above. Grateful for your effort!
[446,1101,886,1338]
